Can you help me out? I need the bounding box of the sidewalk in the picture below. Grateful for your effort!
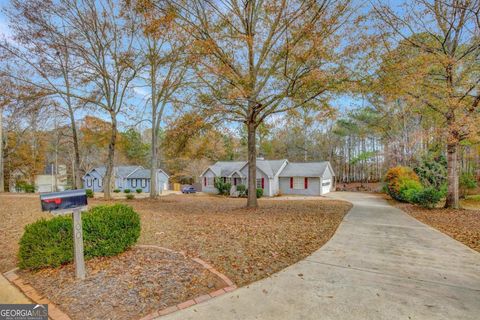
[0,274,30,304]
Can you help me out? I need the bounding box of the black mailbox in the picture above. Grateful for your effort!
[40,189,88,212]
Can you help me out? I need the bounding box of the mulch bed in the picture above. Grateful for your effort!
[336,182,382,192]
[17,247,225,320]
[392,201,480,253]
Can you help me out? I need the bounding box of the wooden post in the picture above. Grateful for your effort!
[72,208,86,279]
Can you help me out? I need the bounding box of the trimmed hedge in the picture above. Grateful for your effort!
[256,188,264,198]
[18,204,141,270]
[136,188,142,194]
[85,189,94,198]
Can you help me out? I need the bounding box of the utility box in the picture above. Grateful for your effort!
[40,189,88,213]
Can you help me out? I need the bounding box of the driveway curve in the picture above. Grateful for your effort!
[161,192,480,320]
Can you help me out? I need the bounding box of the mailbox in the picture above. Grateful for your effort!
[40,189,88,213]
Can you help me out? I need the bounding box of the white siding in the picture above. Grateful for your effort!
[279,177,321,196]
[201,169,219,194]
[239,166,271,196]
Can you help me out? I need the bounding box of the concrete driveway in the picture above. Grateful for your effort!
[161,192,480,320]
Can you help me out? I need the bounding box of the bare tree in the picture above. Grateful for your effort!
[373,0,480,208]
[136,1,189,197]
[162,0,355,207]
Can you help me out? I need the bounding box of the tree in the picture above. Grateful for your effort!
[164,0,355,207]
[0,0,90,189]
[136,0,189,197]
[373,0,480,208]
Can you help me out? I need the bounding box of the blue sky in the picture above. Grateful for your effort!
[0,0,404,131]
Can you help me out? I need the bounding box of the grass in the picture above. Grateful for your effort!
[0,193,351,287]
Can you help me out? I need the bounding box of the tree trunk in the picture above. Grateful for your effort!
[247,121,258,208]
[445,141,460,208]
[150,119,158,198]
[104,114,117,200]
[0,107,4,192]
[67,107,82,189]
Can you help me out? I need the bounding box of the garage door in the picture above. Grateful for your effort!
[321,179,331,194]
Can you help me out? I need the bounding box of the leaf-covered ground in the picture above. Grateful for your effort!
[18,247,225,320]
[392,201,480,253]
[0,193,351,287]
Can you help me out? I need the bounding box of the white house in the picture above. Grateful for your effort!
[200,158,335,196]
[82,165,169,194]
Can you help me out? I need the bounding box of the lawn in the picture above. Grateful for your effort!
[0,193,351,286]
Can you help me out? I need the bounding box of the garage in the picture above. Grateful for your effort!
[321,179,332,195]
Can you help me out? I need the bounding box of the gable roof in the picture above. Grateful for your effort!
[84,166,145,179]
[128,168,170,179]
[278,162,332,177]
[201,159,288,178]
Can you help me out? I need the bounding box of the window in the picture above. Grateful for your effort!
[256,178,265,189]
[322,180,331,186]
[86,178,92,187]
[293,177,305,189]
[206,177,214,186]
[98,178,102,187]
[141,179,147,188]
[132,179,137,188]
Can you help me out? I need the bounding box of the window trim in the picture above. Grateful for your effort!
[141,179,147,188]
[132,179,137,188]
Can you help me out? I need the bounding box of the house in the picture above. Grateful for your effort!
[200,158,335,196]
[82,165,169,193]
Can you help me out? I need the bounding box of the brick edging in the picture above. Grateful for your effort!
[3,269,71,320]
[136,245,237,319]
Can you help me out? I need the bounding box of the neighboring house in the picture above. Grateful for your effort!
[200,158,335,196]
[82,165,169,193]
[9,165,69,193]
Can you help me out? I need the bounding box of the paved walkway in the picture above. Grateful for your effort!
[161,192,480,320]
[0,274,30,304]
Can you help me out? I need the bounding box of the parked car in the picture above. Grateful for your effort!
[182,186,197,194]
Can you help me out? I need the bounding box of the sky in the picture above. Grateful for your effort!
[0,0,407,132]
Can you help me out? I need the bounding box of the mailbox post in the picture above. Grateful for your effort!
[40,190,88,280]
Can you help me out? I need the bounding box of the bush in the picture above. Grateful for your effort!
[136,188,142,194]
[460,172,477,198]
[18,204,140,270]
[236,184,246,196]
[85,189,94,198]
[124,189,131,194]
[398,179,423,202]
[414,153,447,189]
[15,181,35,193]
[256,188,264,198]
[384,166,420,201]
[410,187,443,209]
[113,189,121,193]
[126,194,134,200]
[214,178,231,195]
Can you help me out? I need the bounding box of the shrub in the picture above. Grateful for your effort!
[384,166,420,201]
[16,181,35,193]
[124,189,131,194]
[18,204,140,270]
[410,187,443,209]
[113,189,121,193]
[256,188,264,198]
[136,188,142,194]
[85,189,94,198]
[214,178,231,195]
[398,179,423,202]
[126,194,134,200]
[236,184,246,197]
[460,172,477,198]
[414,153,447,189]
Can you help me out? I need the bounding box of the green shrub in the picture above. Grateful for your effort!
[124,189,131,194]
[410,187,443,209]
[384,166,420,201]
[398,179,423,202]
[16,181,35,193]
[256,188,263,198]
[414,153,447,189]
[126,194,134,200]
[460,172,478,198]
[113,189,121,193]
[236,184,246,196]
[136,188,142,194]
[18,204,140,270]
[214,178,231,195]
[85,189,94,198]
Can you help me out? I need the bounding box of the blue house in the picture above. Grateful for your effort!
[82,165,169,194]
